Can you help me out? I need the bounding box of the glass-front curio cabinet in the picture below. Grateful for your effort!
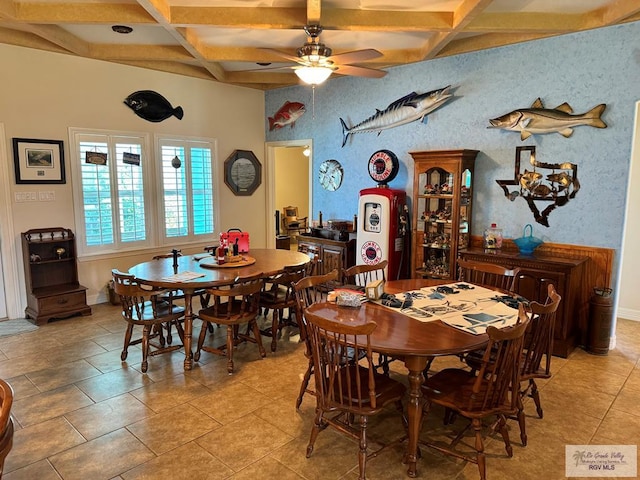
[410,150,478,279]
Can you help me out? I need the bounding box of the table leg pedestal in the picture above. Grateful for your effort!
[183,291,194,370]
[402,356,428,478]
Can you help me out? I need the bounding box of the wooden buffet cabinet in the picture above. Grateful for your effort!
[460,248,588,357]
[297,233,356,278]
[22,227,91,325]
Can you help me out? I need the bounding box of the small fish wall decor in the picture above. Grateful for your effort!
[124,90,184,122]
[488,98,606,140]
[496,146,580,227]
[268,101,306,131]
[340,86,453,147]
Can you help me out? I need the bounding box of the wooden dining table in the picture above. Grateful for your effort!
[128,248,310,371]
[305,278,491,478]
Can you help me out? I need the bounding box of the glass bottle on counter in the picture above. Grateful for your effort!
[483,223,503,249]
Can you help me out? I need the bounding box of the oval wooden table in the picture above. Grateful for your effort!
[129,248,310,370]
[305,278,490,478]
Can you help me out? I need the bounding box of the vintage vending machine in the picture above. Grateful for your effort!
[356,150,410,280]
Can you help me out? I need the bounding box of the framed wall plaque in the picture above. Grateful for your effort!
[224,150,262,196]
[13,138,66,184]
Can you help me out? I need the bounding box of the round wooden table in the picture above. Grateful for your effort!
[129,248,310,370]
[305,278,490,478]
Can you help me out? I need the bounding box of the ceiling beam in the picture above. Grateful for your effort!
[170,7,304,28]
[306,0,321,25]
[134,0,223,81]
[594,0,640,25]
[320,8,451,31]
[13,3,154,24]
[90,43,192,61]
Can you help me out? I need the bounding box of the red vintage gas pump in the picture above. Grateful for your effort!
[356,150,411,280]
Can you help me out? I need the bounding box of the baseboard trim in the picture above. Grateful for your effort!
[617,308,640,321]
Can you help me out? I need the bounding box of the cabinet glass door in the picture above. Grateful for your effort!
[417,167,455,278]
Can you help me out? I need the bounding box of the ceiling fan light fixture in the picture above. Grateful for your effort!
[295,66,333,85]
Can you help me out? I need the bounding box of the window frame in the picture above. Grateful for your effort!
[154,135,219,247]
[69,128,218,258]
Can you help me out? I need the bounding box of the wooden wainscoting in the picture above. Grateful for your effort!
[469,236,615,349]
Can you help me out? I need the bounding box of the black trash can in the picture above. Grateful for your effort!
[587,287,614,355]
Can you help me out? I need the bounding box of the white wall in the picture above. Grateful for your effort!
[0,44,266,312]
[618,102,640,321]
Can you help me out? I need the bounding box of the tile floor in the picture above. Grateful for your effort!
[0,303,638,480]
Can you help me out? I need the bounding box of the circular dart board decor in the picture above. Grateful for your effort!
[368,149,399,185]
[319,159,344,191]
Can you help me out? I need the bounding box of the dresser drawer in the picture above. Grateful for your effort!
[38,291,87,314]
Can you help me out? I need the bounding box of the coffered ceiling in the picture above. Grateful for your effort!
[1,0,638,90]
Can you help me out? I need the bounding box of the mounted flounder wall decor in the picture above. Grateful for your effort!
[496,146,580,227]
[124,90,184,122]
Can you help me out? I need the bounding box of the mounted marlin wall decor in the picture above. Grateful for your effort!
[488,98,607,140]
[339,85,453,147]
[496,146,580,227]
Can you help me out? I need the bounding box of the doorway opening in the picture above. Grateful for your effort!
[265,140,313,249]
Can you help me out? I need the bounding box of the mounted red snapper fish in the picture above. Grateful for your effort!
[339,86,453,147]
[268,101,306,131]
[489,98,607,140]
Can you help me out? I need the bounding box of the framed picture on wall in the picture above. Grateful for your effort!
[224,149,262,196]
[13,138,66,184]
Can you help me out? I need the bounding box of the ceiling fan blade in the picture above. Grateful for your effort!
[260,48,304,64]
[244,65,296,73]
[327,49,383,64]
[334,64,387,78]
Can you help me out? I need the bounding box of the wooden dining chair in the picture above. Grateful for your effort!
[152,252,211,341]
[195,272,266,374]
[342,260,395,375]
[259,263,308,352]
[517,283,561,446]
[0,379,14,478]
[420,305,530,480]
[112,269,186,373]
[292,269,340,409]
[304,309,407,480]
[457,258,521,292]
[342,259,388,287]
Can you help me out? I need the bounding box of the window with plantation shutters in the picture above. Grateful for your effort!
[157,137,216,244]
[69,128,217,256]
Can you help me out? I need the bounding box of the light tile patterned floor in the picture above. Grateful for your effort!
[1,303,638,480]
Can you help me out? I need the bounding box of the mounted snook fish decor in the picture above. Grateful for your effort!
[496,146,580,227]
[268,101,306,131]
[124,90,184,122]
[339,86,453,147]
[489,98,607,140]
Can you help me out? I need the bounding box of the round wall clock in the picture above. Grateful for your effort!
[368,149,399,185]
[318,159,343,191]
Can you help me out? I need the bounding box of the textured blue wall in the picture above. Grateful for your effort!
[266,21,640,274]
